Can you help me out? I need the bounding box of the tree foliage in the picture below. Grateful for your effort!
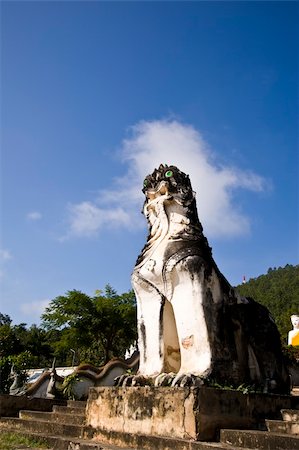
[0,315,54,392]
[236,264,299,342]
[0,313,12,326]
[0,285,137,392]
[41,285,137,365]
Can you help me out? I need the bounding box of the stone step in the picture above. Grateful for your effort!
[3,420,297,450]
[0,422,254,450]
[220,428,299,450]
[19,409,86,425]
[64,436,251,450]
[67,399,87,409]
[53,404,86,415]
[5,404,297,450]
[0,417,84,438]
[266,419,299,434]
[0,428,134,450]
[84,427,253,450]
[281,408,299,422]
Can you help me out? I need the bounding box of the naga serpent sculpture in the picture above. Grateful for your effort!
[117,164,289,392]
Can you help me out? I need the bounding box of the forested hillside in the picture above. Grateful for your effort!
[236,264,299,343]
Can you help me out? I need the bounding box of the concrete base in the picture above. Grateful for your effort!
[86,386,298,442]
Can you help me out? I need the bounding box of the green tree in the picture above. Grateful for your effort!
[22,325,53,366]
[0,313,56,391]
[41,286,137,365]
[236,264,299,341]
[0,313,12,326]
[0,324,21,358]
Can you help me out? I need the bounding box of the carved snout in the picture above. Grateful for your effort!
[146,180,169,199]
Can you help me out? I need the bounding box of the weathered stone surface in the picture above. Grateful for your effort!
[129,164,289,393]
[0,416,84,437]
[19,409,85,425]
[85,386,297,442]
[0,394,66,417]
[1,392,299,449]
[266,419,299,434]
[281,408,299,422]
[220,429,299,449]
[86,386,198,440]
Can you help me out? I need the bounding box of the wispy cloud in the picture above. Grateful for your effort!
[66,202,131,238]
[0,249,13,261]
[27,211,42,220]
[20,299,50,318]
[64,119,268,239]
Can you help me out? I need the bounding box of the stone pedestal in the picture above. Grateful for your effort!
[87,386,199,440]
[85,386,297,443]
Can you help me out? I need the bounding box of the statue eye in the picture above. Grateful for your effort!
[165,170,173,178]
[143,179,149,188]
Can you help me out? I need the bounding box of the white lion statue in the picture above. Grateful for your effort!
[117,164,289,393]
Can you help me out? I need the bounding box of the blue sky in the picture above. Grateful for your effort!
[1,1,298,325]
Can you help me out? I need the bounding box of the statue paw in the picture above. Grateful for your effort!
[114,374,153,387]
[114,374,127,386]
[131,375,153,386]
[114,374,134,386]
[154,372,176,387]
[171,373,204,387]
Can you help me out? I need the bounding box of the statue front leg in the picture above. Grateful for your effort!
[170,258,212,385]
[134,282,165,378]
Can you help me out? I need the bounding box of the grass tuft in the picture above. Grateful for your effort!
[0,432,50,449]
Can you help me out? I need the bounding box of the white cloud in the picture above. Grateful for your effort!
[65,119,268,238]
[66,201,131,237]
[27,211,42,220]
[0,249,12,261]
[20,299,50,317]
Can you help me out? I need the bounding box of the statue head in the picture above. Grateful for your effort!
[291,315,299,330]
[142,164,194,203]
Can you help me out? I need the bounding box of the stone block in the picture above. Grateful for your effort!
[86,386,296,442]
[86,386,198,440]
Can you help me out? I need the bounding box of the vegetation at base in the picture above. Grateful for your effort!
[0,432,50,449]
[205,379,263,394]
[236,264,299,343]
[59,372,82,400]
[0,285,137,393]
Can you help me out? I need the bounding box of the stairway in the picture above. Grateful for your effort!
[220,408,299,450]
[0,401,298,450]
[0,400,133,450]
